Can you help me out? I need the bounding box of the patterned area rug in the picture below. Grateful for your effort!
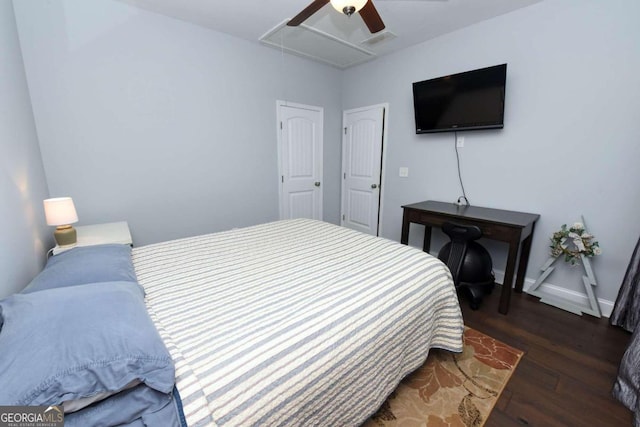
[365,327,523,427]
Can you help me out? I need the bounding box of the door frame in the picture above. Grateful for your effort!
[276,100,324,220]
[340,103,389,236]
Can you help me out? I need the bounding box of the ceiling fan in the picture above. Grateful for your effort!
[287,0,444,34]
[288,0,386,34]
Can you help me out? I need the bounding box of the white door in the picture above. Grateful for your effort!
[341,104,387,236]
[277,101,323,220]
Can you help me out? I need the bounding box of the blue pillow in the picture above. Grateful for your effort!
[0,282,176,425]
[22,244,137,294]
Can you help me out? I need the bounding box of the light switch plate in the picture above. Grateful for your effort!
[456,136,465,148]
[399,167,409,177]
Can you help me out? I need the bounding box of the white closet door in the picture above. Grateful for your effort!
[341,105,385,236]
[277,101,323,220]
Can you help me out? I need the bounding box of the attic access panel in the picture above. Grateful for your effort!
[260,20,375,69]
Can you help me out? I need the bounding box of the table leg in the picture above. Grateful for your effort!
[423,226,432,253]
[401,210,410,245]
[499,237,520,315]
[515,224,536,293]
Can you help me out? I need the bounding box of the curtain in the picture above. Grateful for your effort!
[612,236,640,425]
[611,236,640,333]
[613,325,640,427]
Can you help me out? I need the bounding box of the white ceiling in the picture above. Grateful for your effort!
[117,0,542,68]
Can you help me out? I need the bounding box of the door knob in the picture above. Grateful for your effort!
[314,182,321,187]
[371,184,378,189]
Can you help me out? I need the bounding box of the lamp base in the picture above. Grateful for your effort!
[54,225,77,247]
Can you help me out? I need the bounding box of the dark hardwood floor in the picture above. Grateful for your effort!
[460,286,633,426]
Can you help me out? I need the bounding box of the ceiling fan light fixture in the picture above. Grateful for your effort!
[330,0,368,16]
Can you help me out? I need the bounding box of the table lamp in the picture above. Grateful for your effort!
[44,197,79,247]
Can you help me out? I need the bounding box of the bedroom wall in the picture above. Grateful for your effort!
[12,0,343,246]
[0,0,51,297]
[342,0,640,307]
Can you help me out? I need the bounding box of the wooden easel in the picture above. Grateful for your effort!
[528,217,601,317]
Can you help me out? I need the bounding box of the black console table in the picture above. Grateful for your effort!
[401,200,540,315]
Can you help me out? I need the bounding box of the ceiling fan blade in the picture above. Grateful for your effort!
[359,1,386,33]
[287,0,330,26]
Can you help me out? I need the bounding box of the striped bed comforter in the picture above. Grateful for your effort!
[132,219,464,427]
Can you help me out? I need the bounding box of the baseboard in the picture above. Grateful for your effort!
[492,269,614,318]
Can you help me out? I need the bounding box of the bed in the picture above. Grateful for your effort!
[0,218,463,426]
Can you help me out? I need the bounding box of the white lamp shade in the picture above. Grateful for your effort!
[330,0,368,14]
[44,197,79,226]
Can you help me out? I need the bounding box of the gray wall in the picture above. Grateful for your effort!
[0,0,51,298]
[342,0,640,304]
[13,0,343,246]
[7,0,640,308]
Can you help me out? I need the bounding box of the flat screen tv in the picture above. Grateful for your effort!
[412,64,507,134]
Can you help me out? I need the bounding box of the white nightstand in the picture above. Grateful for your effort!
[51,221,133,255]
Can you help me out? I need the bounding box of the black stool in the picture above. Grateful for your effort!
[438,222,495,310]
